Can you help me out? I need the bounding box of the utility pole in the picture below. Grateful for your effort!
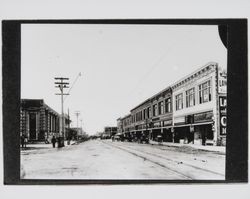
[75,111,80,140]
[80,119,83,139]
[55,77,69,147]
[68,108,70,130]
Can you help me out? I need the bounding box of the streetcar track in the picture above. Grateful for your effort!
[117,142,225,177]
[102,141,224,179]
[101,141,193,179]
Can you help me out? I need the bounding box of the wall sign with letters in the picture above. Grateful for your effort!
[219,96,227,135]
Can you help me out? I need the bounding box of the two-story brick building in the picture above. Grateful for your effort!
[172,62,227,145]
[118,62,227,146]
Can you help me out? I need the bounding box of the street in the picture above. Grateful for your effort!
[21,140,225,180]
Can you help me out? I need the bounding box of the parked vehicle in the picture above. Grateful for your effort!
[140,135,149,144]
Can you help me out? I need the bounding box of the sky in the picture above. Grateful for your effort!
[21,24,227,135]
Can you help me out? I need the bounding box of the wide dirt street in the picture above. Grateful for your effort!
[21,139,225,180]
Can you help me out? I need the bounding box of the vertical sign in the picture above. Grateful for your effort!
[218,70,227,93]
[219,96,227,135]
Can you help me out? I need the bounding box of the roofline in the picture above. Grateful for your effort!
[21,98,59,115]
[128,62,218,113]
[170,62,218,88]
[119,113,131,120]
[130,86,171,111]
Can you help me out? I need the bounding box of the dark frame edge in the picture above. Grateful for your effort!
[226,19,248,182]
[2,21,21,185]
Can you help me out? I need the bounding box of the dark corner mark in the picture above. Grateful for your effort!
[218,25,228,49]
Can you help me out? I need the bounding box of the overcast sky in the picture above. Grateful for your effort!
[21,24,227,135]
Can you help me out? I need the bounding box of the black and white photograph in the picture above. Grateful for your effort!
[2,19,248,187]
[18,23,228,180]
[0,1,249,199]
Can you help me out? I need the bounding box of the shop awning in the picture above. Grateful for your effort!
[174,121,213,128]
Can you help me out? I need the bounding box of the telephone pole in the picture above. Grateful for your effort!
[55,77,69,147]
[75,111,80,140]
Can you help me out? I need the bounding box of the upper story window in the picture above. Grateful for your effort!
[158,101,164,115]
[136,112,140,121]
[165,98,171,113]
[153,104,157,116]
[199,80,211,104]
[136,111,142,121]
[186,87,195,107]
[147,107,151,118]
[143,109,147,119]
[175,93,183,110]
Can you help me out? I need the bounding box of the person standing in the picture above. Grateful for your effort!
[20,135,25,148]
[24,136,28,148]
[51,136,56,148]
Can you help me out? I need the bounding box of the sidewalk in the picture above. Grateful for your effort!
[21,140,77,150]
[149,140,226,154]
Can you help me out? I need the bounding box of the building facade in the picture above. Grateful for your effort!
[103,126,118,138]
[118,62,227,146]
[172,62,227,146]
[20,99,60,142]
[117,118,123,134]
[149,87,173,142]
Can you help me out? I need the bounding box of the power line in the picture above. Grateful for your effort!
[64,72,82,102]
[128,44,175,97]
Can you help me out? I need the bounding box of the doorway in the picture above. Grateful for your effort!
[29,113,37,140]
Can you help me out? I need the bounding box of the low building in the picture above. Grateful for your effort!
[120,114,132,140]
[117,118,123,134]
[104,126,117,138]
[69,127,84,140]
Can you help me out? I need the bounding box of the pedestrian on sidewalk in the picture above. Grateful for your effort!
[67,136,71,145]
[24,136,28,148]
[20,134,25,148]
[51,136,56,148]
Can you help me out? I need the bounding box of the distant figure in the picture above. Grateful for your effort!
[67,136,71,145]
[157,135,163,145]
[24,136,28,148]
[20,135,25,148]
[51,136,57,148]
[45,138,49,144]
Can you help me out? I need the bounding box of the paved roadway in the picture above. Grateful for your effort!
[21,139,225,180]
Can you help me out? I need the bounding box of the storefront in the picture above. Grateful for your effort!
[173,111,214,145]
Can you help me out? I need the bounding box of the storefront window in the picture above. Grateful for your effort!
[165,98,171,113]
[199,80,211,104]
[175,93,183,110]
[158,101,164,115]
[186,87,195,107]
